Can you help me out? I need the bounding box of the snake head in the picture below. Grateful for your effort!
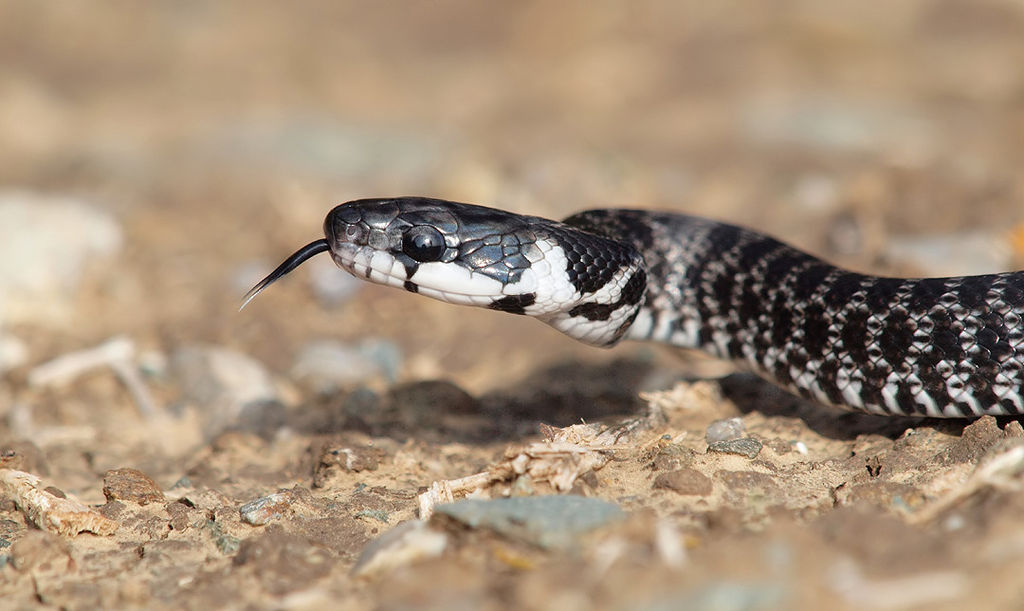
[245,197,647,346]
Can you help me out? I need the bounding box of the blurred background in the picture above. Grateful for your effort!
[4,3,1024,607]
[2,0,1024,392]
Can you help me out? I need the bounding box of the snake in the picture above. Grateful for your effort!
[242,196,1024,418]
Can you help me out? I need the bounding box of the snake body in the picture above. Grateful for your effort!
[244,197,1024,418]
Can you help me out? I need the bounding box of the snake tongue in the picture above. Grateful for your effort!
[239,239,331,311]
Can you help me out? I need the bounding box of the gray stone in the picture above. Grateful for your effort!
[708,438,763,459]
[434,495,623,549]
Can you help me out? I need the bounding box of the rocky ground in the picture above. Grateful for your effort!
[3,2,1024,609]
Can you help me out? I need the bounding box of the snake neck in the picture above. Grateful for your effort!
[566,209,1024,417]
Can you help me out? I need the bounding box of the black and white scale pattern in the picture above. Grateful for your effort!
[565,209,1024,417]
[245,197,1024,418]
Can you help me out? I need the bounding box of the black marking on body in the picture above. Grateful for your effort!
[488,293,536,315]
[404,280,418,293]
[568,269,648,322]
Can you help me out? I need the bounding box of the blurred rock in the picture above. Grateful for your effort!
[351,520,448,578]
[706,418,746,444]
[0,191,122,325]
[170,345,282,437]
[742,97,931,155]
[653,468,713,496]
[290,339,401,393]
[313,441,386,488]
[434,496,623,550]
[885,230,1013,277]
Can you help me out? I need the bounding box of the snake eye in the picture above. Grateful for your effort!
[402,225,446,262]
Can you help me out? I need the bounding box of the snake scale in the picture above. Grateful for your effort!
[243,196,1024,418]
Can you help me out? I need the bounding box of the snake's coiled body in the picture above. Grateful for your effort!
[245,197,1024,418]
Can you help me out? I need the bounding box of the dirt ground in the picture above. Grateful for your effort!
[3,2,1024,609]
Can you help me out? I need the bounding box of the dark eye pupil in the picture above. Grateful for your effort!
[402,226,446,262]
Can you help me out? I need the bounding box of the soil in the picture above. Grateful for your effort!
[3,3,1024,609]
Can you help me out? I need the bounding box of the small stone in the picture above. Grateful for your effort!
[103,468,164,505]
[239,489,312,526]
[653,468,713,496]
[708,438,763,459]
[1004,421,1024,439]
[313,442,386,488]
[706,417,746,444]
[434,496,623,550]
[351,520,448,577]
[166,501,201,532]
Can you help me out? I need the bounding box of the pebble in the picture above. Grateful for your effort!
[351,520,448,578]
[239,490,309,526]
[102,468,165,506]
[653,468,713,496]
[708,438,763,459]
[706,418,746,444]
[434,496,624,550]
[170,345,281,437]
[290,339,402,393]
[0,191,123,325]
